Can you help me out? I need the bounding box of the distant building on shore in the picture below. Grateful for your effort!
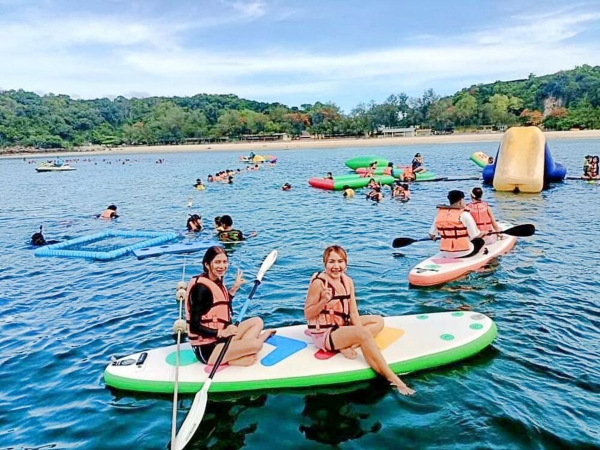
[241,133,290,142]
[380,127,432,137]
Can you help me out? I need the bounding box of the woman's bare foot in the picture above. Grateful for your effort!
[229,355,258,366]
[340,348,357,359]
[392,382,415,396]
[259,329,277,343]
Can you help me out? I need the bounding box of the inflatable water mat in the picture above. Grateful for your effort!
[34,230,178,261]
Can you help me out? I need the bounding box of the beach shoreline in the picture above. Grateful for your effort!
[1,129,599,159]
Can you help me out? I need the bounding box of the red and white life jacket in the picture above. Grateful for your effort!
[307,272,351,331]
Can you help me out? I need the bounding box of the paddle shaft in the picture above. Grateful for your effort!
[206,280,261,379]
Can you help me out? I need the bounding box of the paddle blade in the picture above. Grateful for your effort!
[501,224,535,237]
[392,237,417,248]
[174,380,211,450]
[256,250,278,282]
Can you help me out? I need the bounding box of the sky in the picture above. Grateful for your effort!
[1,0,600,111]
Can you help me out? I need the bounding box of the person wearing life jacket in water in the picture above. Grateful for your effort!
[392,182,410,202]
[429,190,484,257]
[366,185,383,202]
[217,215,257,242]
[382,162,394,176]
[304,245,415,395]
[467,187,501,244]
[194,178,205,189]
[186,246,274,365]
[402,166,416,182]
[186,214,203,232]
[99,205,118,219]
[342,185,355,198]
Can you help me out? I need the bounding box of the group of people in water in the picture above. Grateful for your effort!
[583,155,599,179]
[186,213,256,242]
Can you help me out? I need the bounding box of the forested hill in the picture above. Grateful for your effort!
[1,65,599,149]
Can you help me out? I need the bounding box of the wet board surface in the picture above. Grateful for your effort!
[104,311,496,394]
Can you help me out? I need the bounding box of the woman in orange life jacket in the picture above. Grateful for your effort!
[428,190,484,258]
[382,162,394,176]
[186,246,275,365]
[467,187,501,245]
[99,205,118,219]
[304,246,415,395]
[402,166,416,182]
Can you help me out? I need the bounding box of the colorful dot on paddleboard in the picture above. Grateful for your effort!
[470,324,484,330]
[417,315,429,320]
[470,314,485,320]
[440,334,455,341]
[166,350,198,366]
[451,312,464,317]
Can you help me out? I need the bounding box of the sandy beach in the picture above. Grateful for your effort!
[1,129,599,159]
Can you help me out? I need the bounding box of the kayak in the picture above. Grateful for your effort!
[103,311,497,394]
[355,168,439,181]
[345,155,389,170]
[470,151,490,168]
[408,222,516,287]
[309,174,396,190]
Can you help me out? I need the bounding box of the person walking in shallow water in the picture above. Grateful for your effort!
[304,245,415,396]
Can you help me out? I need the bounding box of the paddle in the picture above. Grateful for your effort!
[173,250,278,450]
[392,224,535,248]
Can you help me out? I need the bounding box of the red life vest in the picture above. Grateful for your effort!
[435,206,471,252]
[185,275,231,346]
[307,272,351,331]
[383,167,392,175]
[467,201,493,232]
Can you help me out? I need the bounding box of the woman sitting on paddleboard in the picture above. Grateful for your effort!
[467,187,501,244]
[304,245,415,395]
[186,246,274,366]
[429,190,484,257]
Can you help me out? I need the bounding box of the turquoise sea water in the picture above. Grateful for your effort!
[1,140,599,449]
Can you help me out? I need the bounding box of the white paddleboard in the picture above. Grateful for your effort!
[104,311,496,394]
[408,222,516,287]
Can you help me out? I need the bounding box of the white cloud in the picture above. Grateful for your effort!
[0,6,598,107]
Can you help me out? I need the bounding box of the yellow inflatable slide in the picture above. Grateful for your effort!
[492,127,545,193]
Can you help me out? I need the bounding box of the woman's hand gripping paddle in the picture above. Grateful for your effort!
[173,250,278,450]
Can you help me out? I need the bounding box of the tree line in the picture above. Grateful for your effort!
[1,65,599,149]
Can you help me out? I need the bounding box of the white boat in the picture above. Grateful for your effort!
[35,162,76,172]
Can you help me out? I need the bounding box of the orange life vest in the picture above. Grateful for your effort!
[307,273,351,331]
[185,275,231,346]
[100,209,115,219]
[383,167,392,175]
[403,167,415,181]
[435,206,471,252]
[467,201,493,232]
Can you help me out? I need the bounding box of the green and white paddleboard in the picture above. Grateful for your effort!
[104,311,496,394]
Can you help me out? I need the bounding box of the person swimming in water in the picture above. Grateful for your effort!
[342,185,355,198]
[282,183,292,191]
[217,215,257,242]
[187,214,203,232]
[324,172,333,180]
[99,205,118,219]
[392,182,410,202]
[366,186,384,202]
